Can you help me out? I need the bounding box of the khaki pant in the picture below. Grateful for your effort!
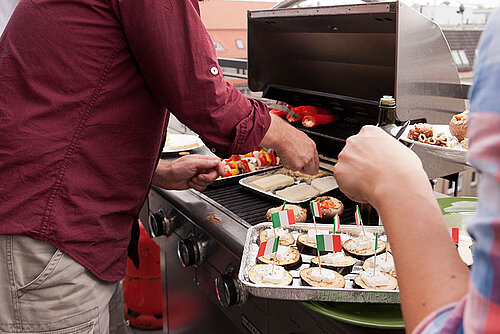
[0,235,123,333]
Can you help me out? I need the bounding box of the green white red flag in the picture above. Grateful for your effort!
[271,209,295,228]
[449,227,459,244]
[257,236,280,257]
[316,234,342,252]
[333,214,340,234]
[310,201,322,218]
[355,205,362,227]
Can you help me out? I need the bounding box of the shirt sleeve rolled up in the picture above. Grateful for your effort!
[112,0,271,155]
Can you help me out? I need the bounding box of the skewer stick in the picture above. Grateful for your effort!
[271,236,280,275]
[355,205,366,236]
[360,220,366,237]
[385,249,388,262]
[373,232,379,276]
[272,228,278,275]
[312,215,322,274]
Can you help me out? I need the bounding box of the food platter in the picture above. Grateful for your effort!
[392,125,467,164]
[162,134,205,153]
[238,223,400,304]
[239,168,338,204]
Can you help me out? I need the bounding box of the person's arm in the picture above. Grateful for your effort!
[110,0,318,174]
[111,0,269,155]
[260,114,319,175]
[334,126,469,332]
[152,155,224,191]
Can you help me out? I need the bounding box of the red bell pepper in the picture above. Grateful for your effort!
[269,108,288,117]
[240,160,251,173]
[258,155,268,167]
[269,151,277,165]
[287,106,331,122]
[302,114,339,128]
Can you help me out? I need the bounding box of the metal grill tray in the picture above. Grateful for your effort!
[239,223,400,304]
[239,167,336,204]
[213,165,282,186]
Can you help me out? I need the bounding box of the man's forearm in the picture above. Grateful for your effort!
[259,114,319,174]
[152,160,172,188]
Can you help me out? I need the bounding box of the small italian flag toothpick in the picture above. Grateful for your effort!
[311,201,322,218]
[257,236,280,257]
[449,227,459,245]
[316,234,342,252]
[355,205,362,227]
[333,214,340,234]
[271,209,295,228]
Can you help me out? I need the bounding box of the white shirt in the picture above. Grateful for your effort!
[0,0,20,36]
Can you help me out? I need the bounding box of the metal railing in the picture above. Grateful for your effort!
[217,57,248,79]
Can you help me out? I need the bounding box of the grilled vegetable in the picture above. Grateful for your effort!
[302,114,339,128]
[286,106,331,122]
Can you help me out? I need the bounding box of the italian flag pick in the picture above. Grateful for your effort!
[257,236,280,257]
[375,232,379,250]
[271,209,295,228]
[449,227,459,244]
[355,205,362,227]
[316,234,342,252]
[311,201,322,218]
[333,214,340,234]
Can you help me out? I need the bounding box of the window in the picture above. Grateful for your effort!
[458,50,470,65]
[236,39,245,50]
[446,175,463,195]
[451,50,469,66]
[213,41,226,51]
[471,171,478,187]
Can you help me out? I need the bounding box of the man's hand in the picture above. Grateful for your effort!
[260,114,319,175]
[152,155,224,191]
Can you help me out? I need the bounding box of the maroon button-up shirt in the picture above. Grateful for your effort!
[0,0,270,281]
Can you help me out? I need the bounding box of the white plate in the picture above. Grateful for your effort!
[392,124,467,164]
[162,134,205,153]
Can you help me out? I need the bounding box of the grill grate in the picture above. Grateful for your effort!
[202,183,357,226]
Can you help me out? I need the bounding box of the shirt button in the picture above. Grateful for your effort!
[210,66,219,76]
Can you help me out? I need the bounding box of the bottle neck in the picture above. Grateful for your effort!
[377,105,396,126]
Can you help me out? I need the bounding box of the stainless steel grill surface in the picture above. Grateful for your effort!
[202,183,355,226]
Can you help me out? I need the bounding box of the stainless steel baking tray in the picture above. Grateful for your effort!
[238,167,336,204]
[238,223,400,304]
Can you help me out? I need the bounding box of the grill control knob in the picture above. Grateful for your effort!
[178,237,199,267]
[215,274,247,307]
[149,209,173,237]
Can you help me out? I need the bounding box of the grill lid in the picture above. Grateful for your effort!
[248,1,466,124]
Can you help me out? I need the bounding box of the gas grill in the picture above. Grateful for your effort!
[144,2,469,333]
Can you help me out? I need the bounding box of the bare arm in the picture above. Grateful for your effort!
[260,114,319,175]
[334,126,469,332]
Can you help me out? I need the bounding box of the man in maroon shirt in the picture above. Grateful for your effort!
[0,0,318,332]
